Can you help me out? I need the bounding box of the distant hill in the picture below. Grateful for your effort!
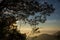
[27,31,60,40]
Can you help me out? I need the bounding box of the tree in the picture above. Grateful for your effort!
[0,12,26,40]
[0,0,55,40]
[0,0,55,25]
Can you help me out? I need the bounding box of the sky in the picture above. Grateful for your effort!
[35,0,60,28]
[16,0,60,28]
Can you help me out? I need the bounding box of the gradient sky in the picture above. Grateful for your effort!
[37,0,60,27]
[16,0,60,28]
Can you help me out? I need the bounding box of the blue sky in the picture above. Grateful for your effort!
[37,0,60,27]
[16,0,60,28]
[24,0,60,28]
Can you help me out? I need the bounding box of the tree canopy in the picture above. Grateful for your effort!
[0,0,55,26]
[0,0,55,40]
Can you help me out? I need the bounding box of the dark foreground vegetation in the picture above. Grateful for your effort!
[0,13,26,40]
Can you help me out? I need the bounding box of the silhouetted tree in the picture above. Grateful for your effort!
[0,13,26,40]
[0,0,55,40]
[0,0,55,25]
